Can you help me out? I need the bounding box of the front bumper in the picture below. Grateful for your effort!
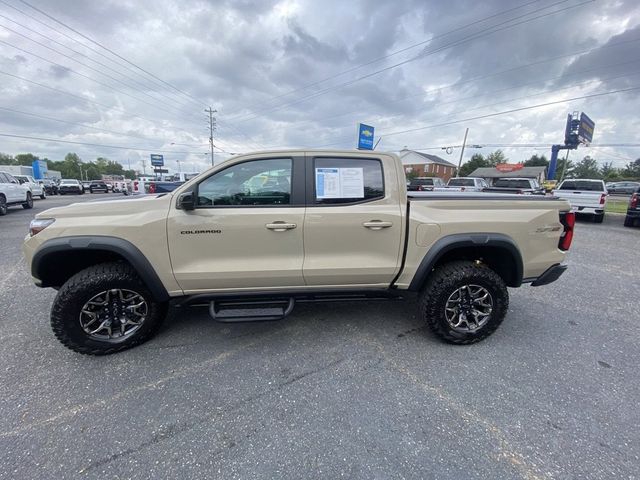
[531,264,568,287]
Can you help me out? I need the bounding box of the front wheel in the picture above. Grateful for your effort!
[419,261,509,344]
[0,195,7,215]
[22,192,33,209]
[51,262,168,355]
[40,191,46,200]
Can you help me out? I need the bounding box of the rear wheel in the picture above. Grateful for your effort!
[51,262,168,355]
[0,195,7,216]
[22,192,33,209]
[40,190,46,200]
[419,260,509,344]
[594,213,604,223]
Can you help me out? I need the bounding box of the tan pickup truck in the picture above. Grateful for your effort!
[23,150,575,354]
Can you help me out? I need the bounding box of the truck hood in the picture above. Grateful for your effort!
[36,194,173,219]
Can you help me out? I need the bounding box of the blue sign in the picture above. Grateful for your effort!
[150,154,164,167]
[357,123,375,150]
[31,159,48,179]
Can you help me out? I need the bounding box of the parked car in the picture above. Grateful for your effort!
[0,171,33,215]
[82,181,91,190]
[14,174,46,199]
[40,179,59,196]
[607,181,640,195]
[623,186,640,227]
[553,179,607,223]
[58,179,84,195]
[483,178,545,195]
[407,177,446,191]
[445,177,489,192]
[89,181,109,193]
[23,149,574,354]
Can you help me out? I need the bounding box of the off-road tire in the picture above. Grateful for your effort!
[594,213,604,223]
[22,192,33,209]
[0,195,7,215]
[51,262,168,355]
[419,260,509,345]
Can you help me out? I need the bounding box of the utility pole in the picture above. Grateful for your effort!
[141,159,147,175]
[205,107,217,166]
[456,127,469,177]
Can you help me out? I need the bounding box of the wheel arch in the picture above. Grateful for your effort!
[408,233,524,291]
[32,236,170,301]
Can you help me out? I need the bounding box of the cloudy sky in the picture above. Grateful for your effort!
[0,0,639,174]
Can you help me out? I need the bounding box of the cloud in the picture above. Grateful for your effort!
[0,0,638,174]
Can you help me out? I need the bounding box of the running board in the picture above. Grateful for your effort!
[209,298,295,323]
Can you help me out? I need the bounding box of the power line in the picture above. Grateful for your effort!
[230,0,587,122]
[0,24,202,120]
[0,14,195,112]
[305,54,640,131]
[0,0,198,109]
[315,85,640,147]
[0,132,220,154]
[16,0,208,109]
[0,38,205,124]
[228,0,547,114]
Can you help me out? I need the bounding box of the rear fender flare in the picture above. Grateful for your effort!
[408,233,523,291]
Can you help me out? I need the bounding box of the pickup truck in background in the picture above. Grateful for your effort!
[407,177,446,191]
[24,150,573,355]
[553,179,607,223]
[444,177,489,192]
[624,185,640,227]
[483,178,545,195]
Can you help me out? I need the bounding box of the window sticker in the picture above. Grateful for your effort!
[315,167,364,199]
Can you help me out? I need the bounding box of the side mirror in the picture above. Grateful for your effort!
[177,192,195,210]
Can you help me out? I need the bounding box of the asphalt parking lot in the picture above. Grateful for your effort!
[1,194,638,479]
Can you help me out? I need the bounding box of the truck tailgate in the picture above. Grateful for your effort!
[553,191,605,210]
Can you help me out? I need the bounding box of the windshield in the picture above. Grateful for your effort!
[410,178,433,185]
[559,180,605,192]
[448,178,474,187]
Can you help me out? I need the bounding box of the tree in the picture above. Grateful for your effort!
[570,156,601,179]
[459,153,490,177]
[15,153,38,166]
[600,162,619,180]
[0,152,15,165]
[621,158,640,179]
[524,154,549,167]
[486,150,507,166]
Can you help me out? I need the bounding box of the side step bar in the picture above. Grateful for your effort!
[209,298,296,323]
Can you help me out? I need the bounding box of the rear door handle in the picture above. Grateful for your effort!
[266,222,297,231]
[363,220,393,230]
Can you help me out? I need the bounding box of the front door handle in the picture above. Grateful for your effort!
[266,222,297,231]
[363,220,393,230]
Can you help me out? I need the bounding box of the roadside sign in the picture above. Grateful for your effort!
[495,163,524,172]
[150,154,164,166]
[153,168,168,173]
[31,159,48,179]
[578,113,595,145]
[357,123,375,150]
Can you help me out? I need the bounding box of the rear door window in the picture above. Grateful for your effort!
[312,157,384,205]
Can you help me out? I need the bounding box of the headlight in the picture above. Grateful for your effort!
[29,218,55,236]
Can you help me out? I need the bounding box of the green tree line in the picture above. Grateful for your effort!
[0,152,137,180]
[458,150,640,181]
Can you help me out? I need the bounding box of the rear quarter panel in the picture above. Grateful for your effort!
[396,197,570,288]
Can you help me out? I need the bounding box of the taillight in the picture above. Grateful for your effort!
[599,193,606,205]
[148,182,156,194]
[630,193,638,209]
[558,212,575,251]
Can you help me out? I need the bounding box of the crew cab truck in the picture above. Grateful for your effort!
[552,179,607,223]
[23,150,574,355]
[0,171,34,215]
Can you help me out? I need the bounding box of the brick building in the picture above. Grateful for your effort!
[399,149,457,181]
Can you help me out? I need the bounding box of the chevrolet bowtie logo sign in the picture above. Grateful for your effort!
[358,123,375,150]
